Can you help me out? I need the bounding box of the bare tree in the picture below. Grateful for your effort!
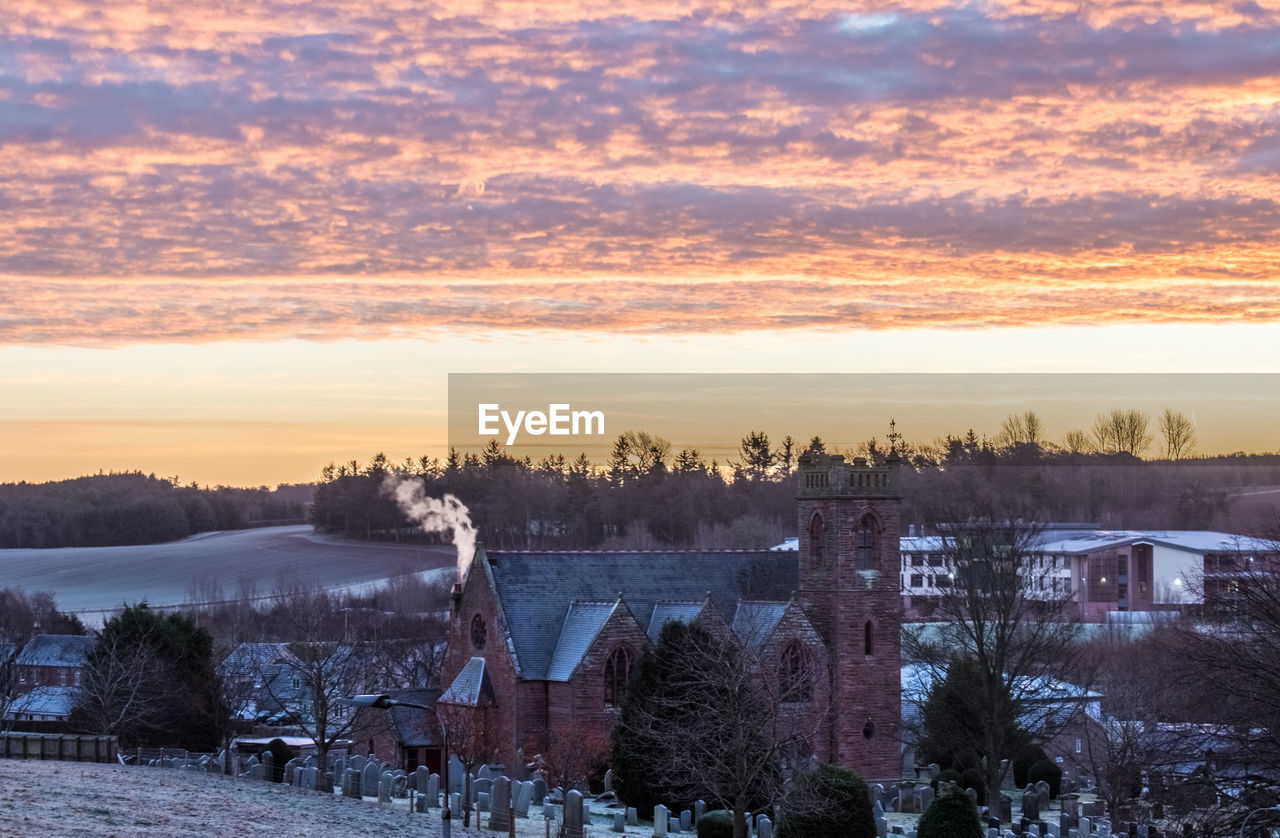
[1091,409,1152,457]
[612,622,825,838]
[71,629,170,738]
[1063,429,1093,455]
[258,587,375,773]
[999,411,1045,450]
[906,511,1084,812]
[436,695,509,827]
[1159,408,1197,461]
[530,718,611,799]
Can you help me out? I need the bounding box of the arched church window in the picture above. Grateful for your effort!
[856,518,876,571]
[780,642,812,703]
[808,513,826,565]
[604,646,632,708]
[470,613,487,650]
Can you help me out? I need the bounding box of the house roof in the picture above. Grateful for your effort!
[731,601,790,652]
[548,600,621,682]
[900,530,1277,557]
[218,642,298,676]
[386,689,442,748]
[484,549,796,680]
[16,634,92,668]
[6,686,78,717]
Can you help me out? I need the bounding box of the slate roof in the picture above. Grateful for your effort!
[386,689,442,748]
[15,635,93,668]
[731,601,790,651]
[484,549,796,680]
[548,600,620,681]
[646,600,706,643]
[440,656,494,706]
[5,686,78,718]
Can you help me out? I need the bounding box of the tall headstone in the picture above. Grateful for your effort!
[564,789,585,838]
[532,777,547,805]
[681,809,693,831]
[513,781,533,817]
[489,776,512,830]
[613,811,626,833]
[349,754,366,773]
[448,756,465,793]
[478,764,494,781]
[918,786,935,812]
[1023,792,1040,822]
[655,804,670,837]
[362,763,380,797]
[342,768,361,798]
[627,807,639,826]
[604,768,614,793]
[877,816,889,838]
[378,771,394,803]
[695,800,706,823]
[759,815,774,838]
[478,792,491,813]
[1001,796,1013,823]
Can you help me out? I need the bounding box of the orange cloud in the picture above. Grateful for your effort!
[2,0,1280,343]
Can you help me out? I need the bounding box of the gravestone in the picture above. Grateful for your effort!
[927,763,941,780]
[447,757,464,793]
[379,771,394,803]
[512,780,532,817]
[900,783,918,814]
[1035,782,1051,810]
[414,766,429,797]
[362,763,380,797]
[478,764,494,781]
[604,768,614,793]
[758,815,773,838]
[991,830,1000,838]
[478,792,490,813]
[532,777,547,805]
[627,807,639,826]
[564,789,585,838]
[1080,818,1091,836]
[416,790,431,813]
[877,816,889,838]
[302,766,318,791]
[695,800,706,823]
[917,786,935,812]
[1023,791,1040,822]
[1061,814,1073,835]
[543,801,555,820]
[342,768,361,798]
[654,804,670,837]
[967,788,979,804]
[349,754,366,773]
[681,809,693,831]
[474,776,493,805]
[612,811,626,833]
[1001,796,1013,823]
[489,777,512,830]
[250,763,266,781]
[1046,823,1059,838]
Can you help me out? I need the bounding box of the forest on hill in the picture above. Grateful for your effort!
[310,415,1280,551]
[0,473,311,548]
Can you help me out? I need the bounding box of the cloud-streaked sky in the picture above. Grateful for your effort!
[2,0,1279,483]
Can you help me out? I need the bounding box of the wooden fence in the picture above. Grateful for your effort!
[0,732,118,763]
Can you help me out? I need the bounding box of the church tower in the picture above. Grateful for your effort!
[797,450,903,781]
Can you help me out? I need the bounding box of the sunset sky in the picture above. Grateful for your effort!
[3,0,1280,485]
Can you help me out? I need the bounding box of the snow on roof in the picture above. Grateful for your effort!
[902,529,1276,556]
[6,686,79,717]
[439,656,494,707]
[771,538,798,552]
[16,635,92,668]
[547,600,619,682]
[731,601,789,651]
[646,600,706,642]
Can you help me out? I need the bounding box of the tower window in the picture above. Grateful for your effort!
[856,522,876,571]
[780,642,811,703]
[864,621,874,656]
[604,646,632,708]
[808,513,826,565]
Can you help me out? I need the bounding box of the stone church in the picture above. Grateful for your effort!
[438,451,904,782]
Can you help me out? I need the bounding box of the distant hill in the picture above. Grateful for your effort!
[0,473,312,548]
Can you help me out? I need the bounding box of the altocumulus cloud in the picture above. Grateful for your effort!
[1,0,1280,342]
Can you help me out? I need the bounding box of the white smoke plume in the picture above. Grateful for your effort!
[383,476,477,586]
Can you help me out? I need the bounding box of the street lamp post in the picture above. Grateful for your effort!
[1239,805,1280,838]
[346,693,446,828]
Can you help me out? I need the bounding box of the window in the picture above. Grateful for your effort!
[911,554,924,566]
[864,621,874,656]
[780,643,811,703]
[59,670,68,686]
[604,646,632,708]
[910,574,924,588]
[471,613,487,650]
[808,513,826,565]
[856,520,876,571]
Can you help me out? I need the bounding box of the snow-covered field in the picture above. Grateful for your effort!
[0,526,455,625]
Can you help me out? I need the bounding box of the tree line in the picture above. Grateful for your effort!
[312,408,1280,550]
[0,472,311,548]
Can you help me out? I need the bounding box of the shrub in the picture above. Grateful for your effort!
[777,763,876,838]
[1028,760,1062,799]
[1013,744,1048,788]
[261,738,296,783]
[917,791,983,838]
[932,768,963,794]
[959,768,987,802]
[697,810,734,838]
